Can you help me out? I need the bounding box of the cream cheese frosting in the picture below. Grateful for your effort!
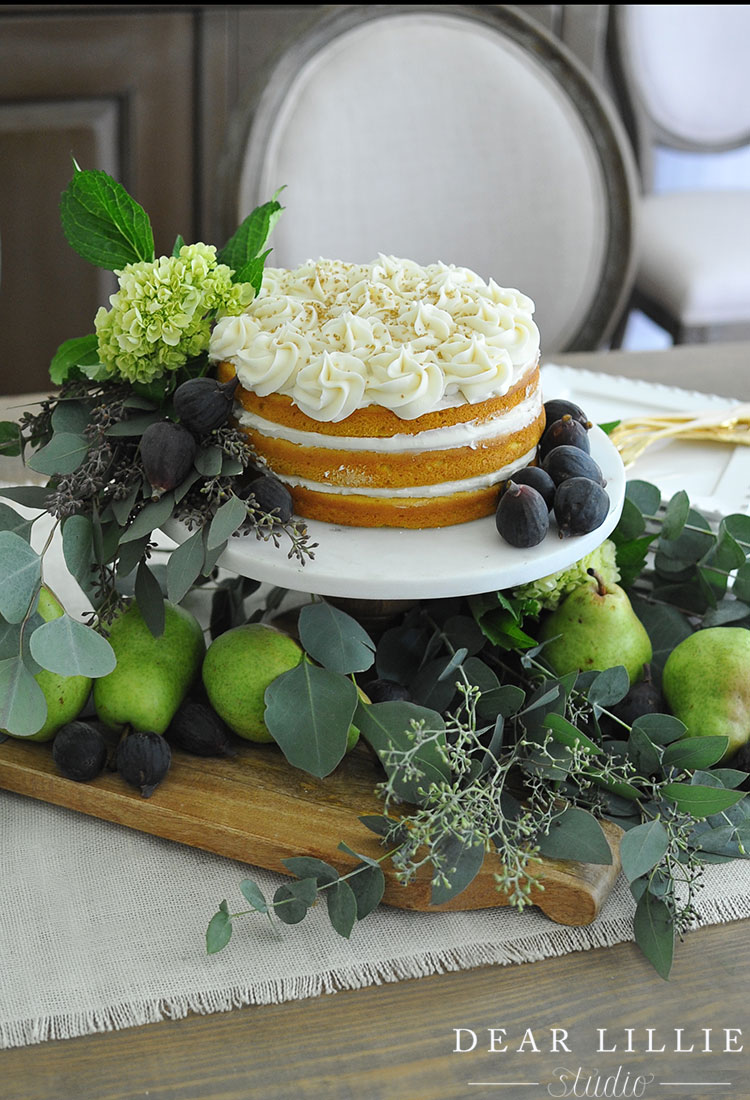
[209,256,540,423]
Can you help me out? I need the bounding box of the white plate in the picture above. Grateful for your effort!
[542,363,750,517]
[163,425,625,600]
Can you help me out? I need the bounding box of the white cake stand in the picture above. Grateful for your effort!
[163,426,625,602]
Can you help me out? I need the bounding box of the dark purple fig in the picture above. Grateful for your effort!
[116,729,171,797]
[542,445,606,487]
[543,399,592,429]
[609,666,665,725]
[538,415,591,461]
[496,483,550,548]
[52,721,108,782]
[365,678,412,703]
[554,477,610,537]
[173,375,240,435]
[240,473,294,523]
[139,421,197,494]
[500,466,556,511]
[166,698,236,757]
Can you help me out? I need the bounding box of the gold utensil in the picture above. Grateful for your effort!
[609,403,750,467]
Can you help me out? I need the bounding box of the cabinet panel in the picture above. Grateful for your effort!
[0,11,195,394]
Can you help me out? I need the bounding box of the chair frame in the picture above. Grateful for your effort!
[217,3,638,351]
[606,4,750,345]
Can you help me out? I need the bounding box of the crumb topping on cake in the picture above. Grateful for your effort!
[209,256,539,423]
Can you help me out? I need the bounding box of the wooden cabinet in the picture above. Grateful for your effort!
[0,5,608,395]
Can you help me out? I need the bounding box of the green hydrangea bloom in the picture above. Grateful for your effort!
[512,538,621,612]
[95,243,254,384]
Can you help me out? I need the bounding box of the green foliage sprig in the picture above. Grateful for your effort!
[208,481,750,980]
[0,168,312,739]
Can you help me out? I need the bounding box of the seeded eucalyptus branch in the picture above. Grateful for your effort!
[208,482,750,981]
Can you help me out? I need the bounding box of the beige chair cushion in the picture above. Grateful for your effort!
[237,10,633,352]
[637,191,750,327]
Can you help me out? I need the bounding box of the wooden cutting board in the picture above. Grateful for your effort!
[0,734,621,925]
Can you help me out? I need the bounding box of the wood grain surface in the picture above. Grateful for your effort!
[0,732,621,924]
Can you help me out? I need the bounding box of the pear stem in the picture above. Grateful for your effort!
[587,568,607,597]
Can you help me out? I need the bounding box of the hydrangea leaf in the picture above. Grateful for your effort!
[60,168,155,269]
[49,334,101,385]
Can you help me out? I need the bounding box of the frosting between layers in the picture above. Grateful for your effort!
[236,388,542,454]
[276,446,538,498]
[209,256,539,422]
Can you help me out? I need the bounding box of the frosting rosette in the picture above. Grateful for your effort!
[209,255,540,420]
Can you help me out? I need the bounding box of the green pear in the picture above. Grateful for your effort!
[538,571,652,684]
[94,601,205,734]
[662,627,750,760]
[5,586,92,742]
[202,623,304,742]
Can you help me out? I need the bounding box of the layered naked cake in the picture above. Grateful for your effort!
[209,257,545,528]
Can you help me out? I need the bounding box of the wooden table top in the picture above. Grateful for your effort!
[4,342,750,1100]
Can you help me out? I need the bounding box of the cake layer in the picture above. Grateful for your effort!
[287,481,516,529]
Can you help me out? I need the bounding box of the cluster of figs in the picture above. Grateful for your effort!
[51,699,237,797]
[138,374,293,519]
[495,398,610,548]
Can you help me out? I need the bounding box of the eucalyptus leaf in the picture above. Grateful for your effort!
[26,432,90,475]
[0,421,22,458]
[264,661,357,777]
[281,856,339,886]
[272,884,310,925]
[409,656,459,713]
[239,879,268,913]
[62,514,95,594]
[631,712,687,746]
[326,879,358,938]
[297,601,375,675]
[120,493,175,543]
[355,699,449,804]
[587,665,630,708]
[51,399,93,435]
[633,890,674,980]
[207,493,248,551]
[104,412,163,437]
[166,528,205,605]
[619,820,669,882]
[135,561,165,637]
[543,712,601,755]
[627,727,662,776]
[661,782,745,818]
[0,532,41,623]
[0,656,48,736]
[205,908,232,954]
[193,445,224,477]
[537,806,612,865]
[0,503,33,540]
[29,614,116,677]
[625,480,662,517]
[476,683,526,722]
[346,862,385,920]
[661,736,729,773]
[660,491,690,541]
[0,485,51,510]
[430,832,486,905]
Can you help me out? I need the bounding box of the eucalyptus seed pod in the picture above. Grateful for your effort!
[116,729,172,798]
[173,375,240,435]
[139,420,197,495]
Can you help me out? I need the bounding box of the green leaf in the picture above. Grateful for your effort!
[0,486,50,510]
[660,491,690,540]
[233,251,272,295]
[207,494,247,551]
[476,684,525,722]
[281,856,339,886]
[264,661,357,777]
[29,614,116,678]
[430,832,486,905]
[0,503,32,540]
[239,879,268,913]
[49,334,101,385]
[537,806,612,865]
[26,432,90,475]
[105,412,164,437]
[62,514,95,594]
[662,736,730,773]
[355,700,449,804]
[120,493,175,543]
[193,445,224,477]
[298,601,376,675]
[587,665,630,708]
[206,908,232,954]
[218,195,284,273]
[0,421,22,457]
[625,480,662,516]
[326,878,358,938]
[631,712,687,746]
[661,782,746,818]
[619,820,669,882]
[614,496,647,540]
[346,862,385,920]
[633,890,674,980]
[627,726,662,776]
[0,656,48,736]
[542,712,601,755]
[166,528,205,604]
[135,561,165,637]
[273,882,311,925]
[0,532,41,623]
[59,168,155,269]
